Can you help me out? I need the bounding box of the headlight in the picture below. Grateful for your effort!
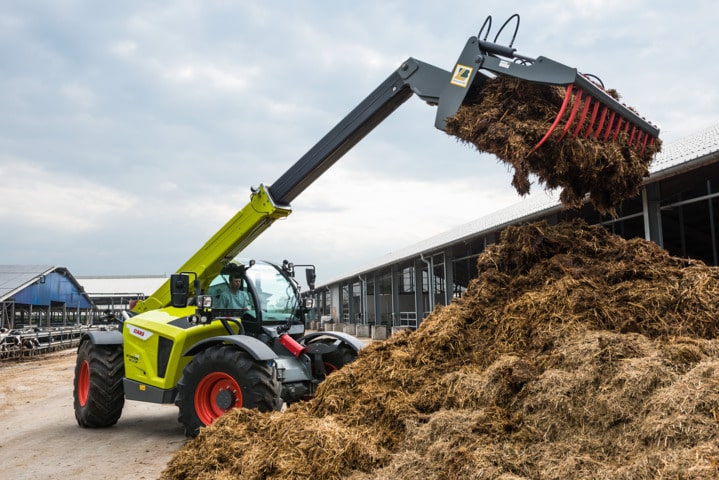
[197,295,213,308]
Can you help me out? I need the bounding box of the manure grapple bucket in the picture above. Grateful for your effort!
[434,15,660,155]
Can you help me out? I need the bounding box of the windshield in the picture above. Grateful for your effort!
[245,261,299,323]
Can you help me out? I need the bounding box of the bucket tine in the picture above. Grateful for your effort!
[612,117,625,142]
[583,101,601,138]
[643,132,653,152]
[628,125,638,147]
[571,90,593,138]
[592,106,609,140]
[603,112,617,142]
[557,87,584,142]
[530,84,574,153]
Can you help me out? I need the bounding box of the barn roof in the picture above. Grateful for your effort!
[0,265,94,308]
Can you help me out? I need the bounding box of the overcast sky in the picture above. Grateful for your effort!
[1,0,717,287]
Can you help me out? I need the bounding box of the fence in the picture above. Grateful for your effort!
[0,326,105,360]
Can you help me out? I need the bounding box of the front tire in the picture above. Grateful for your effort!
[73,339,125,427]
[176,345,282,437]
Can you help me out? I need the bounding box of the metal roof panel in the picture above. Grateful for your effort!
[0,265,56,302]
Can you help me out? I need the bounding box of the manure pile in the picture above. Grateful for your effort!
[162,220,719,480]
[445,76,662,215]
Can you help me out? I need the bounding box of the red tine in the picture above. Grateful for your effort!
[603,111,616,141]
[558,88,584,142]
[572,91,593,138]
[612,117,624,141]
[530,83,574,153]
[593,106,609,140]
[584,101,601,138]
[640,132,650,156]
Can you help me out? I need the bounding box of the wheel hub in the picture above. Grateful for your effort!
[215,388,235,410]
[195,371,244,426]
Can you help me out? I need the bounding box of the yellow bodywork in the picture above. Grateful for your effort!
[122,307,241,390]
[131,185,291,314]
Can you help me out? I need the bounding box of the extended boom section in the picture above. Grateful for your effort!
[139,17,659,310]
[267,58,451,206]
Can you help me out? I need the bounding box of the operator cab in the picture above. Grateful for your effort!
[209,259,306,336]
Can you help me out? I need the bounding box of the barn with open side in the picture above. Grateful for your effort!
[310,124,719,339]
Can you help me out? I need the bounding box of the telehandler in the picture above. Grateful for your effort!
[73,16,659,437]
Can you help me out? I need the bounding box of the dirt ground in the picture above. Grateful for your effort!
[0,349,187,480]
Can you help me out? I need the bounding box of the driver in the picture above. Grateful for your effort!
[215,273,251,310]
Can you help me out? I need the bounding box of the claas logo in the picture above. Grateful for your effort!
[127,324,154,341]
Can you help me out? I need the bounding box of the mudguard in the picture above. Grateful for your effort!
[182,334,277,361]
[81,330,123,346]
[299,331,366,353]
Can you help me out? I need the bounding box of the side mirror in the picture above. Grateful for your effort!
[305,268,316,291]
[170,274,189,308]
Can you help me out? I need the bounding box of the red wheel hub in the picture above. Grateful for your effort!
[195,372,243,425]
[78,360,90,406]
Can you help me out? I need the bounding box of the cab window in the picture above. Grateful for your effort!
[244,263,298,323]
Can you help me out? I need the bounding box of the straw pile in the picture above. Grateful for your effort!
[161,220,719,480]
[444,77,662,215]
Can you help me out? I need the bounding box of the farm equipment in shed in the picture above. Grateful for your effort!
[73,15,659,437]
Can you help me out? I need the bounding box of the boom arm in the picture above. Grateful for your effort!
[268,58,452,205]
[132,58,453,313]
[132,28,660,314]
[132,185,290,313]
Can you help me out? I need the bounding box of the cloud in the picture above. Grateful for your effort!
[0,158,135,232]
[242,162,521,281]
[0,0,717,281]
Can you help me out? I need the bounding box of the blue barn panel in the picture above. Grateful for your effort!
[13,272,92,308]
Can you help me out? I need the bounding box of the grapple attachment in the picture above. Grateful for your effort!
[435,17,659,156]
[521,61,659,157]
[435,15,660,216]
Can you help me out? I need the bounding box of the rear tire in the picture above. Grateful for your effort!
[176,345,282,437]
[73,339,125,427]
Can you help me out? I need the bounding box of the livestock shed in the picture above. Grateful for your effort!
[0,270,168,358]
[0,265,96,357]
[0,265,94,331]
[312,124,719,338]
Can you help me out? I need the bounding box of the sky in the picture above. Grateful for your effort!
[1,0,718,288]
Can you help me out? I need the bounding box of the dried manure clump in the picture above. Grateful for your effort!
[444,77,662,216]
[161,220,719,480]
